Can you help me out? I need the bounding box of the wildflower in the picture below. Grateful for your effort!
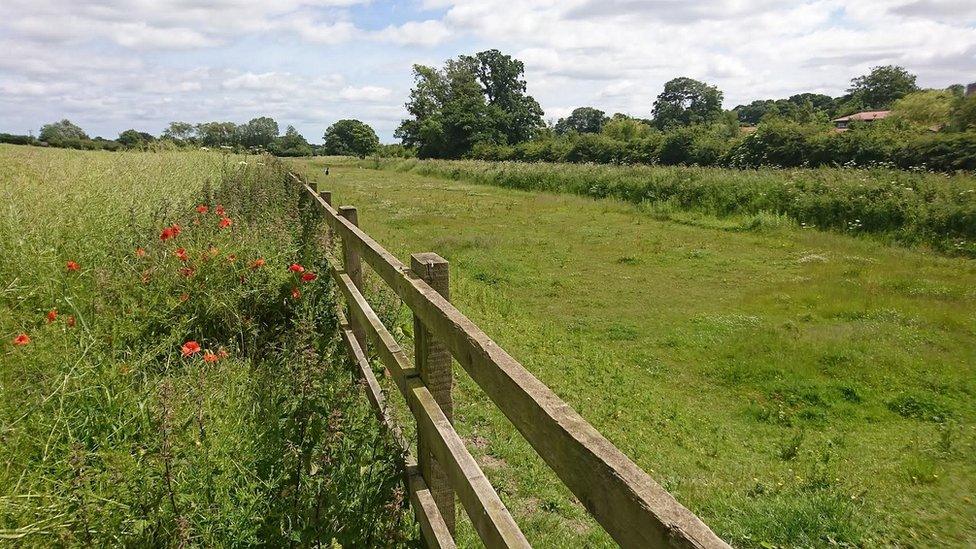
[250,258,266,269]
[218,348,229,359]
[160,227,175,241]
[174,248,189,261]
[136,247,147,258]
[219,217,233,229]
[215,204,226,217]
[179,293,190,302]
[181,340,201,356]
[196,204,209,214]
[291,287,301,300]
[171,224,182,237]
[13,333,30,346]
[289,263,305,273]
[66,261,80,272]
[179,267,194,278]
[46,309,58,323]
[301,272,317,283]
[203,351,219,363]
[66,315,76,328]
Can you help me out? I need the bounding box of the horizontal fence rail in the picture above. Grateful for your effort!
[292,172,729,548]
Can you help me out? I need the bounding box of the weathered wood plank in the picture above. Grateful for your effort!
[299,175,728,548]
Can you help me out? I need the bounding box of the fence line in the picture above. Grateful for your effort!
[292,172,729,548]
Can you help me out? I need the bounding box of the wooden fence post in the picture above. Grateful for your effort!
[410,252,456,534]
[339,206,366,351]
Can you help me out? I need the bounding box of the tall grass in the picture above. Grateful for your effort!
[0,146,413,545]
[362,157,976,256]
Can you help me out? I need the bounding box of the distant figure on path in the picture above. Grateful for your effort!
[324,166,330,176]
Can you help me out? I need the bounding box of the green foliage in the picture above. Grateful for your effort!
[847,65,919,110]
[39,119,89,143]
[601,115,653,141]
[652,77,724,129]
[323,119,379,158]
[555,107,608,135]
[951,94,976,132]
[117,129,156,148]
[239,116,280,148]
[890,90,956,129]
[163,121,196,143]
[269,125,313,157]
[195,121,240,148]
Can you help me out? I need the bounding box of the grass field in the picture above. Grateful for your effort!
[291,156,976,547]
[0,145,411,546]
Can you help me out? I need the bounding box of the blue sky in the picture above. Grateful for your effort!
[1,0,974,143]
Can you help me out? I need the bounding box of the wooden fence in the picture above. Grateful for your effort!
[292,172,729,548]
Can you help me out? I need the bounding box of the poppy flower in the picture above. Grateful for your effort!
[218,348,229,359]
[181,340,201,356]
[219,217,233,229]
[179,267,195,278]
[179,293,190,303]
[196,204,209,214]
[288,263,305,273]
[136,247,146,258]
[66,261,80,272]
[215,204,226,216]
[171,224,182,236]
[160,227,175,241]
[301,272,317,283]
[202,351,219,363]
[66,316,76,328]
[46,309,58,323]
[290,287,301,300]
[13,333,30,346]
[250,258,266,269]
[174,248,189,261]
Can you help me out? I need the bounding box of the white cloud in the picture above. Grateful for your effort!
[375,20,452,46]
[339,86,394,102]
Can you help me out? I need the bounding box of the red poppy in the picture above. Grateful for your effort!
[290,287,301,300]
[136,247,147,258]
[179,293,190,302]
[179,267,194,278]
[196,204,209,214]
[46,309,58,323]
[218,348,229,359]
[66,315,76,328]
[171,224,182,236]
[66,261,80,272]
[250,258,266,269]
[181,340,201,356]
[215,204,226,216]
[219,217,233,229]
[203,351,219,363]
[301,272,317,283]
[160,227,175,241]
[174,248,189,261]
[13,333,30,346]
[288,263,305,273]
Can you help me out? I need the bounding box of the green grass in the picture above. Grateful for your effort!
[0,146,413,545]
[291,156,976,547]
[359,157,976,257]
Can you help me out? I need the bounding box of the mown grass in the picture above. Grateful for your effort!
[360,157,976,257]
[0,145,414,546]
[293,156,976,547]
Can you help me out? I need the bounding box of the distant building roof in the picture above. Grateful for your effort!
[832,110,891,123]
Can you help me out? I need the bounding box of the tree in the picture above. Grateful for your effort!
[395,49,544,158]
[195,122,239,147]
[117,129,156,148]
[39,119,88,143]
[163,121,195,142]
[323,119,379,157]
[951,94,976,132]
[240,117,279,148]
[890,90,955,129]
[269,125,313,157]
[651,77,723,129]
[601,115,652,141]
[847,65,919,110]
[555,107,608,134]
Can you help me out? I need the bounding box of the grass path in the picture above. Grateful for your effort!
[291,157,976,547]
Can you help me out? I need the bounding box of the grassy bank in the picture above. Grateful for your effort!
[0,146,412,545]
[360,157,976,257]
[294,156,976,547]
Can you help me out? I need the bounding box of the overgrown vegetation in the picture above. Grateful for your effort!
[0,146,413,545]
[360,157,976,256]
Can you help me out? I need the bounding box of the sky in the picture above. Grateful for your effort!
[1,0,975,143]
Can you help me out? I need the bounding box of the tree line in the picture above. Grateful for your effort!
[392,50,976,171]
[0,117,384,158]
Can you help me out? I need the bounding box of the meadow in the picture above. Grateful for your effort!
[292,156,976,547]
[0,145,413,545]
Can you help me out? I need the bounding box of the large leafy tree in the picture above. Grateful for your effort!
[847,65,919,110]
[240,117,279,148]
[162,121,195,142]
[270,125,313,157]
[395,49,544,158]
[555,107,608,134]
[117,129,156,147]
[195,122,239,147]
[651,77,723,129]
[323,119,379,157]
[39,119,88,142]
